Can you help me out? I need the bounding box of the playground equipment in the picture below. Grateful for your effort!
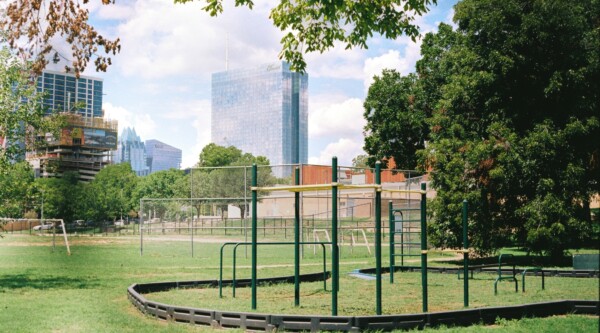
[249,158,430,316]
[218,241,329,299]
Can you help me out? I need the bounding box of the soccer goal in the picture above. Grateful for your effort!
[0,218,71,255]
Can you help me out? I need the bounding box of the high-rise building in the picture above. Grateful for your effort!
[36,70,103,118]
[26,113,118,182]
[26,71,116,182]
[113,127,149,176]
[211,62,308,168]
[145,139,181,173]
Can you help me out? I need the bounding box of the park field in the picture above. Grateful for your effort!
[0,234,597,332]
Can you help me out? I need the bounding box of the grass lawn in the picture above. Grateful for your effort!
[0,234,597,332]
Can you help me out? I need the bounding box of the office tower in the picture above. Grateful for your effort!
[211,62,308,168]
[145,139,182,173]
[113,127,149,176]
[26,71,116,182]
[36,70,103,118]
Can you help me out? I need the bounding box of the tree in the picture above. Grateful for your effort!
[1,0,436,75]
[352,154,369,169]
[0,46,62,173]
[0,161,36,218]
[363,70,429,170]
[34,172,82,222]
[196,144,276,219]
[199,143,242,167]
[87,163,138,222]
[364,0,599,256]
[0,0,120,76]
[133,169,186,220]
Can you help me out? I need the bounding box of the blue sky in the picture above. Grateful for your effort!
[46,0,458,168]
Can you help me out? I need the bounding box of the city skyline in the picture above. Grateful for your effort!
[43,0,457,168]
[113,127,149,176]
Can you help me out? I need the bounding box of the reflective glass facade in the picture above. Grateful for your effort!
[211,62,308,167]
[145,139,182,173]
[114,127,149,176]
[37,70,103,118]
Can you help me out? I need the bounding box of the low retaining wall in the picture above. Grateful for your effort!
[127,270,599,332]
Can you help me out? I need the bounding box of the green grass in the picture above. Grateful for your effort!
[420,315,598,332]
[0,234,597,332]
[150,266,598,315]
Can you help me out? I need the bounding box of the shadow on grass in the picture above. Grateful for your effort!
[0,274,100,290]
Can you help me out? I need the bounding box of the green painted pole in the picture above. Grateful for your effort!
[251,164,258,310]
[375,161,382,315]
[389,201,394,284]
[420,182,428,313]
[294,167,301,306]
[462,199,469,307]
[331,156,339,316]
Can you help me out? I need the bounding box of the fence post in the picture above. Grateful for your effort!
[463,199,469,307]
[294,167,300,306]
[420,183,428,312]
[251,164,258,310]
[389,200,394,283]
[375,161,382,315]
[331,157,339,316]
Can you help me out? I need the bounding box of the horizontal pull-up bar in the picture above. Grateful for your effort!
[252,183,426,194]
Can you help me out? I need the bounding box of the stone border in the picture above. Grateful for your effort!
[128,270,599,332]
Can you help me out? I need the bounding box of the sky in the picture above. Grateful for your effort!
[45,0,458,168]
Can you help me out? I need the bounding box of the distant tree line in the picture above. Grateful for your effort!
[0,144,274,224]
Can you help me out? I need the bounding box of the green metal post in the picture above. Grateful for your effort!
[219,243,226,298]
[389,201,394,284]
[331,157,339,316]
[294,167,300,306]
[420,182,428,312]
[375,161,382,315]
[462,199,469,307]
[251,164,258,309]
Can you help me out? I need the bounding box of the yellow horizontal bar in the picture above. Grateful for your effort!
[252,184,335,192]
[252,184,426,194]
[421,250,428,254]
[253,183,382,192]
[382,189,427,195]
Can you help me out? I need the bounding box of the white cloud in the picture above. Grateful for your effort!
[113,0,282,79]
[167,99,212,168]
[308,138,365,167]
[96,3,136,21]
[305,43,366,80]
[103,102,156,139]
[309,97,364,139]
[363,50,411,90]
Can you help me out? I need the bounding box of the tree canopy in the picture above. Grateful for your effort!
[0,47,62,173]
[364,0,599,255]
[1,0,437,75]
[195,143,275,218]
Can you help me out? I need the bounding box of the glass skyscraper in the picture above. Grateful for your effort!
[36,70,103,118]
[145,139,182,173]
[113,127,149,176]
[211,62,308,167]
